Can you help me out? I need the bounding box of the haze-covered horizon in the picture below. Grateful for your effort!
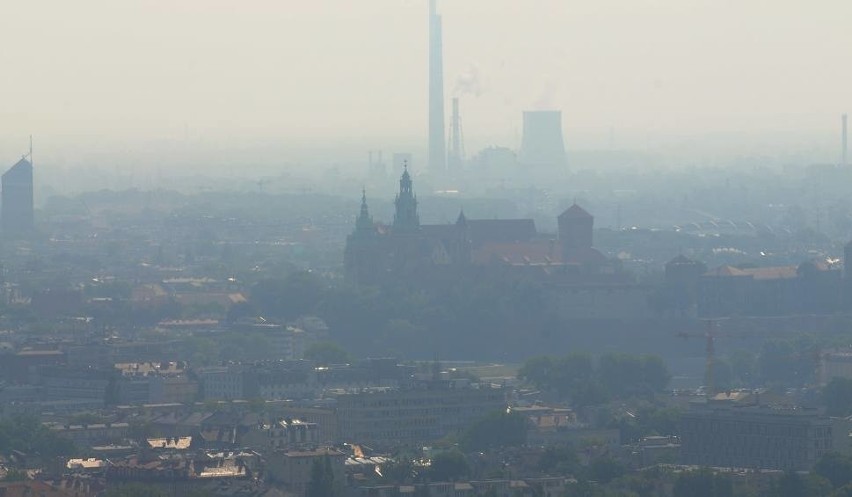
[1,0,851,170]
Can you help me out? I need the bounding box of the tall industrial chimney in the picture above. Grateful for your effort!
[518,111,566,168]
[428,0,447,172]
[448,97,464,172]
[843,113,848,167]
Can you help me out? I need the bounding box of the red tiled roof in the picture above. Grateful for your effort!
[563,247,608,265]
[471,240,561,265]
[466,219,537,244]
[704,265,749,277]
[703,265,798,280]
[741,266,798,280]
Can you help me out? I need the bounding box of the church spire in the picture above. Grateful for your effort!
[393,163,420,234]
[456,208,467,226]
[354,188,374,236]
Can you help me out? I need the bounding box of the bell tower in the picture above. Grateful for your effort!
[393,165,420,234]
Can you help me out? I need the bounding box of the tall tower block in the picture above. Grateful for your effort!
[2,156,34,237]
[843,113,848,167]
[428,0,447,172]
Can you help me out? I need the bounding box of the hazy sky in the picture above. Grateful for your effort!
[1,0,851,166]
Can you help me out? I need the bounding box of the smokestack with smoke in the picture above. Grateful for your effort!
[453,63,485,98]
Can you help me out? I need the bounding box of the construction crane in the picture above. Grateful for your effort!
[676,319,725,396]
[678,318,827,396]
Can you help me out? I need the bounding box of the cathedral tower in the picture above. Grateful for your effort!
[393,166,420,234]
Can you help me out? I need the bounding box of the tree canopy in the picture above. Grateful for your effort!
[0,416,75,460]
[428,450,470,482]
[460,411,528,452]
[305,341,351,366]
[307,457,337,497]
[824,379,852,417]
[815,452,852,489]
[673,469,733,497]
[518,352,670,405]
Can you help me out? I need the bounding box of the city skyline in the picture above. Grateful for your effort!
[1,0,851,168]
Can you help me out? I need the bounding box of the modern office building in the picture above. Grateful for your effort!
[1,157,34,236]
[680,403,846,470]
[335,380,507,447]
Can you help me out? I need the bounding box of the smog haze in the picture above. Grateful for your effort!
[2,0,851,170]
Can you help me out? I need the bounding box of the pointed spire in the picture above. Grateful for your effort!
[354,188,374,236]
[456,208,467,226]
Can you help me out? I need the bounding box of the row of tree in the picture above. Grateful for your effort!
[0,416,75,461]
[246,270,565,360]
[518,352,671,406]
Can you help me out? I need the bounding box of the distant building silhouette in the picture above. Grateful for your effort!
[447,97,465,172]
[392,166,420,234]
[680,401,841,471]
[2,157,34,236]
[659,255,844,318]
[344,169,629,295]
[428,0,447,172]
[519,111,566,168]
[842,113,848,167]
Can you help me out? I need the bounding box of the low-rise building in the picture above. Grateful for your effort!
[335,380,507,448]
[197,366,257,401]
[516,405,621,448]
[680,403,847,470]
[241,418,319,453]
[50,422,130,448]
[266,448,345,497]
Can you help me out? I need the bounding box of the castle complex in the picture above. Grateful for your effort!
[344,169,644,319]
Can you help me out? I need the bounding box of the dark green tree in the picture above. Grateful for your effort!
[536,444,580,475]
[771,471,807,497]
[518,353,599,403]
[585,456,625,484]
[759,340,816,386]
[599,353,670,398]
[824,379,852,417]
[305,341,351,366]
[428,450,470,482]
[251,271,326,320]
[832,483,852,497]
[461,411,528,451]
[0,416,75,459]
[380,457,417,484]
[2,469,28,481]
[729,349,757,387]
[673,469,733,497]
[307,457,336,497]
[815,452,852,488]
[104,483,168,497]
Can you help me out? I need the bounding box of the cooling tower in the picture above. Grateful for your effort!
[518,111,566,168]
